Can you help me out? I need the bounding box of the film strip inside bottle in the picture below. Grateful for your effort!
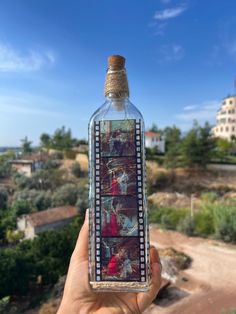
[88,55,149,292]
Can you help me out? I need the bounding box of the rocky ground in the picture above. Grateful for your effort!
[145,225,236,314]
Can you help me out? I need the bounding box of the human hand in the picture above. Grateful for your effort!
[57,210,162,314]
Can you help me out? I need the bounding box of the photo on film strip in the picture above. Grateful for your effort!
[100,120,136,157]
[101,237,140,281]
[100,157,137,196]
[101,196,138,237]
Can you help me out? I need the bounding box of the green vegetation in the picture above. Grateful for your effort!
[149,195,236,243]
[71,162,83,178]
[146,120,236,167]
[21,136,33,154]
[0,217,83,298]
[40,126,78,151]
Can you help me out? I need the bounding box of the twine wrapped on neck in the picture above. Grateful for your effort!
[104,68,129,97]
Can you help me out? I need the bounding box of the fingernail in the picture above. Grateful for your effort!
[85,208,89,222]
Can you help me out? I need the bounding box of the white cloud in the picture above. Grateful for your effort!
[154,6,186,21]
[183,105,198,111]
[0,43,55,72]
[176,100,220,126]
[157,44,185,63]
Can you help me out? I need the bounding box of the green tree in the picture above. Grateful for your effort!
[163,125,181,150]
[50,126,75,150]
[21,136,33,154]
[13,189,52,212]
[215,138,233,161]
[181,121,215,168]
[0,188,8,210]
[40,133,52,150]
[52,183,79,206]
[149,123,162,134]
[0,160,11,178]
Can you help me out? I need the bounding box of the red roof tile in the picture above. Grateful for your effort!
[145,131,161,137]
[27,206,78,227]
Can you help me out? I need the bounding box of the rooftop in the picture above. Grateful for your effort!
[145,131,161,138]
[22,206,78,227]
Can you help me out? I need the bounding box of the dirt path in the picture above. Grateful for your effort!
[145,226,236,314]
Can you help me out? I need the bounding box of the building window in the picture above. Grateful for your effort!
[229,100,233,104]
[216,128,218,132]
[228,110,231,114]
[232,109,235,114]
[226,127,229,132]
[232,127,235,132]
[221,127,223,132]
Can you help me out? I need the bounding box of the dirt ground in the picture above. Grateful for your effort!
[145,226,236,314]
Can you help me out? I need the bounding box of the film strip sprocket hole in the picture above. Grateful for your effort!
[136,120,146,282]
[93,119,147,282]
[94,121,101,281]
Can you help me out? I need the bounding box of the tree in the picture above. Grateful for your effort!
[21,136,32,154]
[13,189,52,212]
[0,188,8,210]
[0,160,11,179]
[215,138,233,161]
[163,125,182,168]
[163,125,181,152]
[40,133,51,150]
[52,184,79,206]
[181,121,215,168]
[50,126,75,150]
[149,123,162,134]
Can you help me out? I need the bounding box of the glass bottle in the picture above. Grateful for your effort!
[88,55,149,292]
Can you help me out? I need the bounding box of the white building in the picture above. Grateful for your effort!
[17,206,78,239]
[10,153,47,177]
[212,95,236,141]
[145,132,165,153]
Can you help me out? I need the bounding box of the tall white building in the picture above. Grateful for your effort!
[212,95,236,141]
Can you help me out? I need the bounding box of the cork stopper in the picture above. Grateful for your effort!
[104,55,129,97]
[108,55,125,70]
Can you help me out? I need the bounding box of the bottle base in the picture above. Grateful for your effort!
[90,281,150,292]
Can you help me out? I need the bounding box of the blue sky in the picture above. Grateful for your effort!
[0,0,236,146]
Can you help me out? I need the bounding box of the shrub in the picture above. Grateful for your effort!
[0,216,83,298]
[149,205,188,230]
[44,159,61,170]
[214,205,236,243]
[13,190,52,212]
[177,214,196,236]
[195,210,215,236]
[71,162,82,178]
[12,200,33,216]
[52,184,79,206]
[201,192,218,204]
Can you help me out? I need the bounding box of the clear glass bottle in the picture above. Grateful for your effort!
[88,55,149,292]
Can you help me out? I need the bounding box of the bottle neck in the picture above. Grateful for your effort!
[104,67,129,100]
[106,93,128,111]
